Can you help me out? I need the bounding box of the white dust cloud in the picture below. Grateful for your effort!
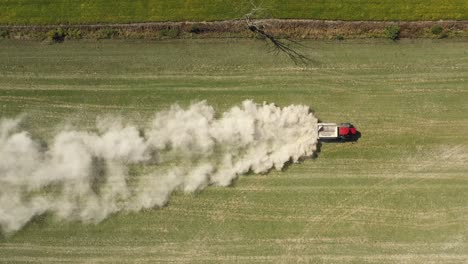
[0,100,318,233]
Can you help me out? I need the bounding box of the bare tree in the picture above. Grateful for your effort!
[242,1,311,65]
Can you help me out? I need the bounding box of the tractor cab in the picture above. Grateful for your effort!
[338,123,358,141]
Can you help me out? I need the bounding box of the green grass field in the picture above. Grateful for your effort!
[1,0,468,25]
[0,39,467,263]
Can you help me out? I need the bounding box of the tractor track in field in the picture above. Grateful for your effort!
[304,146,468,238]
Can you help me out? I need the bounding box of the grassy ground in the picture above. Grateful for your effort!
[0,39,467,263]
[1,0,468,25]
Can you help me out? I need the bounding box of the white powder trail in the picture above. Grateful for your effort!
[0,100,318,233]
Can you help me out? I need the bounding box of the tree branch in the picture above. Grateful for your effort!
[242,1,311,65]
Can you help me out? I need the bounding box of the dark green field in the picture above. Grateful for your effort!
[1,0,468,25]
[0,39,467,263]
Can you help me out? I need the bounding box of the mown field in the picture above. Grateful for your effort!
[1,0,468,25]
[0,39,467,263]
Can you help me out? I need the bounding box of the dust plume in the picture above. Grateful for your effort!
[0,100,318,233]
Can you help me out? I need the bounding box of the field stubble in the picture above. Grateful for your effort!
[0,38,467,263]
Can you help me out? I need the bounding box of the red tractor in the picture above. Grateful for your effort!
[318,123,359,142]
